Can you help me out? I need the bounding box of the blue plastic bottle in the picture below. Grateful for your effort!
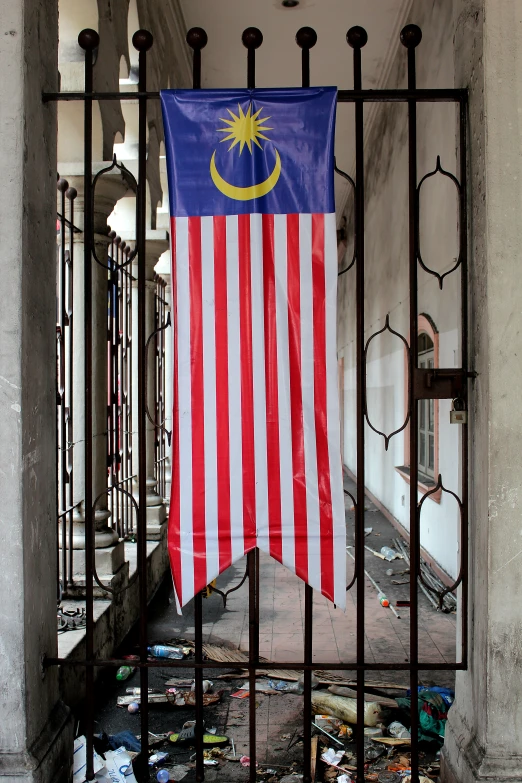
[147,644,184,660]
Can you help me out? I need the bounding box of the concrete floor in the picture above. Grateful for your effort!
[92,479,456,781]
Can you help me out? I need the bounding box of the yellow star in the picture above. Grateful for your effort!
[217,104,273,155]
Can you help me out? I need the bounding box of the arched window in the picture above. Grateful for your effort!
[418,332,435,478]
[396,314,440,501]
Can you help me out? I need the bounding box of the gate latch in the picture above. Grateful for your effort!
[414,368,476,400]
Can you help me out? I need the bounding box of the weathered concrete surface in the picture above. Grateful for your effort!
[58,534,170,709]
[0,0,73,781]
[442,1,522,781]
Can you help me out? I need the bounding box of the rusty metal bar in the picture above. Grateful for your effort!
[459,97,469,667]
[43,87,468,103]
[346,24,368,783]
[77,27,98,782]
[297,25,317,783]
[46,656,466,671]
[132,28,154,778]
[402,24,422,783]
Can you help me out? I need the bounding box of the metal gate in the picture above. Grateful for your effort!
[45,21,470,783]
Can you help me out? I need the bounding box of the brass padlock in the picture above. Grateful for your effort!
[450,397,467,424]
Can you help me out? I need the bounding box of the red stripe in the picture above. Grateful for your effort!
[189,217,207,595]
[168,217,182,602]
[213,216,232,571]
[311,213,334,601]
[262,214,283,563]
[286,214,308,583]
[238,214,256,552]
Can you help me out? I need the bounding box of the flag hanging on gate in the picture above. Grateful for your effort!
[161,87,346,610]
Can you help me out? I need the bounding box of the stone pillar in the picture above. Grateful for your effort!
[0,0,73,780]
[442,2,522,781]
[59,167,130,584]
[129,234,169,539]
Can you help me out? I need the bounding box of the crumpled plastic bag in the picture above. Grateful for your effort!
[97,747,138,783]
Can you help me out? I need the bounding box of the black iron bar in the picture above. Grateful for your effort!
[303,584,313,782]
[45,657,466,670]
[133,28,153,779]
[186,28,208,90]
[67,187,76,588]
[58,178,68,589]
[185,38,207,782]
[347,25,367,783]
[459,98,469,667]
[194,593,204,782]
[78,27,98,782]
[242,27,263,782]
[402,23,422,783]
[297,27,317,783]
[43,88,467,103]
[248,548,259,783]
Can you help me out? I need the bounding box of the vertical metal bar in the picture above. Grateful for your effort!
[127,248,134,535]
[58,179,68,589]
[401,24,422,783]
[77,27,99,782]
[242,27,263,782]
[248,547,259,782]
[67,186,77,586]
[185,32,208,782]
[296,27,317,783]
[186,27,208,90]
[347,25,367,783]
[194,592,205,783]
[459,98,469,667]
[132,28,153,777]
[242,27,263,90]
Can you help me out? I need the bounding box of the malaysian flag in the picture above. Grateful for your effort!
[161,87,346,610]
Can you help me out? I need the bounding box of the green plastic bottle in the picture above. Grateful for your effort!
[116,665,134,681]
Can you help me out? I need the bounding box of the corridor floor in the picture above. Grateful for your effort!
[93,479,457,780]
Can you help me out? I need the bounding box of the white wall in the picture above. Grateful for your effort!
[337,0,463,580]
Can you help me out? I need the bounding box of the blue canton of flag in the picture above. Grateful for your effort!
[161,87,336,217]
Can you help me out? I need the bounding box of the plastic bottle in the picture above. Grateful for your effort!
[157,770,170,783]
[377,592,389,607]
[388,720,411,739]
[116,665,134,681]
[148,644,184,660]
[380,546,398,561]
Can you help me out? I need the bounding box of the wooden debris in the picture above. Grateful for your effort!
[372,737,412,746]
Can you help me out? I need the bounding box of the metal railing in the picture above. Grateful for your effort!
[56,178,79,594]
[47,23,470,783]
[107,234,136,539]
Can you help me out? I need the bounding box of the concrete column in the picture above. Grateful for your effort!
[442,2,522,781]
[0,0,73,780]
[129,233,169,539]
[59,167,130,582]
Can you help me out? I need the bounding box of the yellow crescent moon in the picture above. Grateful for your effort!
[210,149,281,201]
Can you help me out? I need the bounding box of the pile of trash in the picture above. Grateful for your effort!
[308,683,453,782]
[75,637,454,783]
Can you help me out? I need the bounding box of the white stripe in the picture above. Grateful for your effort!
[324,213,346,609]
[175,217,193,606]
[250,214,269,552]
[274,214,295,573]
[201,216,219,586]
[299,214,322,591]
[226,216,244,562]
